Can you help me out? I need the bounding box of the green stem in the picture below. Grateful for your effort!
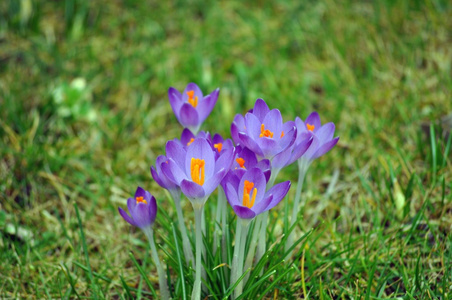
[172,191,194,268]
[285,159,309,256]
[233,219,250,299]
[243,217,260,283]
[221,188,228,264]
[145,229,170,300]
[230,218,250,299]
[191,205,204,300]
[213,189,223,255]
[255,171,277,264]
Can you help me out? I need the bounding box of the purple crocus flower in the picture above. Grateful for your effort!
[212,133,234,159]
[231,99,297,160]
[118,187,157,229]
[223,146,271,186]
[223,167,290,219]
[176,129,234,159]
[271,130,313,171]
[175,128,212,148]
[151,155,180,196]
[296,112,339,162]
[162,137,234,206]
[168,83,219,134]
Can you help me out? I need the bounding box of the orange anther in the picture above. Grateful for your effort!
[214,143,223,153]
[190,158,205,186]
[242,180,257,208]
[236,157,246,168]
[307,124,315,132]
[187,138,195,146]
[259,124,274,138]
[186,90,198,108]
[136,196,147,204]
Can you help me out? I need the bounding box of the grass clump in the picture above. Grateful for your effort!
[1,0,451,298]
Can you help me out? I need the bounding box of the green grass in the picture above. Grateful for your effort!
[1,0,451,298]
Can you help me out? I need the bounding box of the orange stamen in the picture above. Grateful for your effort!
[307,124,315,132]
[187,138,195,146]
[236,157,246,169]
[190,158,205,186]
[242,180,258,208]
[259,124,274,138]
[214,143,223,153]
[136,196,147,204]
[186,90,198,108]
[280,131,284,138]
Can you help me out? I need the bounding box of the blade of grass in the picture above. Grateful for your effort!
[171,223,186,300]
[119,275,133,299]
[74,202,98,299]
[128,252,158,299]
[257,266,295,300]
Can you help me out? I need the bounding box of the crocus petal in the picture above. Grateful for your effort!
[185,138,216,180]
[252,99,270,122]
[118,207,135,226]
[238,168,266,206]
[279,123,297,151]
[256,159,271,182]
[131,202,153,228]
[272,146,293,170]
[233,205,256,219]
[231,114,246,145]
[179,103,199,127]
[135,186,147,199]
[263,181,291,212]
[198,88,219,121]
[212,133,224,145]
[303,135,321,160]
[225,182,240,206]
[222,139,234,152]
[262,109,283,135]
[183,83,204,103]
[203,168,227,196]
[214,148,234,173]
[148,195,157,224]
[181,128,195,146]
[127,197,136,213]
[316,122,335,142]
[259,137,279,158]
[151,155,178,190]
[239,147,258,169]
[286,136,313,165]
[150,165,165,187]
[245,112,262,140]
[250,195,273,215]
[166,140,186,169]
[312,137,339,159]
[162,159,187,185]
[168,87,183,119]
[181,179,206,199]
[238,133,264,157]
[305,112,321,131]
[295,117,307,135]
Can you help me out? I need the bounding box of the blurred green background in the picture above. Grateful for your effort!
[1,0,451,298]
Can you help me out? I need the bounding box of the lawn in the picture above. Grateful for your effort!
[1,0,451,299]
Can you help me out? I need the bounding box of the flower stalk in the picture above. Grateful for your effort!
[172,191,194,268]
[144,228,171,300]
[230,218,250,300]
[191,204,204,300]
[285,159,310,256]
[255,171,277,264]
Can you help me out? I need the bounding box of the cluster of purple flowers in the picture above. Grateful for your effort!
[118,83,338,299]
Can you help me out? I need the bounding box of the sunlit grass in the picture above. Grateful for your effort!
[1,0,451,298]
